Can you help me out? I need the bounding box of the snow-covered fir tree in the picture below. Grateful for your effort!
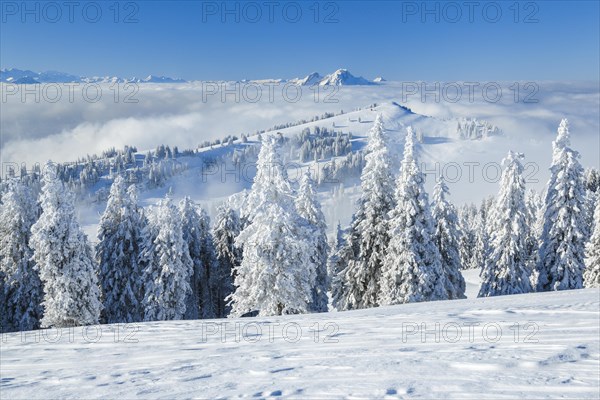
[431,177,466,299]
[583,194,600,288]
[584,167,600,244]
[97,177,146,323]
[180,198,218,319]
[212,201,242,317]
[457,203,478,270]
[142,196,193,321]
[537,119,588,291]
[328,221,346,306]
[525,189,543,285]
[179,197,206,319]
[379,127,446,305]
[30,164,102,327]
[0,180,43,332]
[296,171,330,312]
[479,151,533,297]
[0,272,6,331]
[228,138,316,316]
[471,197,493,271]
[332,115,395,310]
[198,208,219,318]
[585,168,600,194]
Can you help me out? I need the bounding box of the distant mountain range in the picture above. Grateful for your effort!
[0,69,186,84]
[0,68,382,86]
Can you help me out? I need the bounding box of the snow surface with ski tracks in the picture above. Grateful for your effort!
[1,279,598,399]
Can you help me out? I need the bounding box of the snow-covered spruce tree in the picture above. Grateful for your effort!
[0,272,6,331]
[583,168,600,244]
[479,152,533,297]
[179,197,202,320]
[583,194,600,288]
[142,196,193,321]
[431,177,466,299]
[585,168,600,194]
[30,164,102,328]
[0,180,43,332]
[296,171,330,312]
[457,203,478,270]
[228,138,316,317]
[471,197,493,271]
[97,177,146,323]
[379,127,446,305]
[525,189,542,284]
[198,208,219,318]
[332,115,395,310]
[537,119,588,291]
[328,221,347,306]
[212,201,242,317]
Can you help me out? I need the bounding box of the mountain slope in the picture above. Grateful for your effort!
[1,288,598,399]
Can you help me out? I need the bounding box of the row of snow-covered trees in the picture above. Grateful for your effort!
[0,138,331,330]
[331,116,467,308]
[0,170,237,331]
[1,116,599,332]
[331,117,599,310]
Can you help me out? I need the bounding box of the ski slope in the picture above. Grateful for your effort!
[1,288,598,399]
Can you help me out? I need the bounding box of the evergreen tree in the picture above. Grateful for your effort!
[30,164,102,327]
[228,138,316,316]
[479,152,533,297]
[142,196,193,321]
[296,171,330,312]
[584,194,600,288]
[0,180,43,332]
[332,115,395,310]
[328,221,344,293]
[584,167,600,195]
[97,177,145,323]
[379,127,446,305]
[192,202,218,319]
[431,177,466,299]
[212,201,242,317]
[525,189,542,285]
[0,271,6,331]
[584,168,600,243]
[179,198,201,320]
[537,120,588,291]
[179,197,216,320]
[471,197,493,271]
[457,204,477,270]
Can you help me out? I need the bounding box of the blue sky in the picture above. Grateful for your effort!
[1,1,599,81]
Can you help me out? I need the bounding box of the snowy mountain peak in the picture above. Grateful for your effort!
[295,72,323,86]
[318,69,374,86]
[292,69,374,86]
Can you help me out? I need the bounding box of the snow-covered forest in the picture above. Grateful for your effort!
[2,0,599,396]
[1,116,598,333]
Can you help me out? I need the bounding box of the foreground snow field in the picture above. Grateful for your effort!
[1,288,598,399]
